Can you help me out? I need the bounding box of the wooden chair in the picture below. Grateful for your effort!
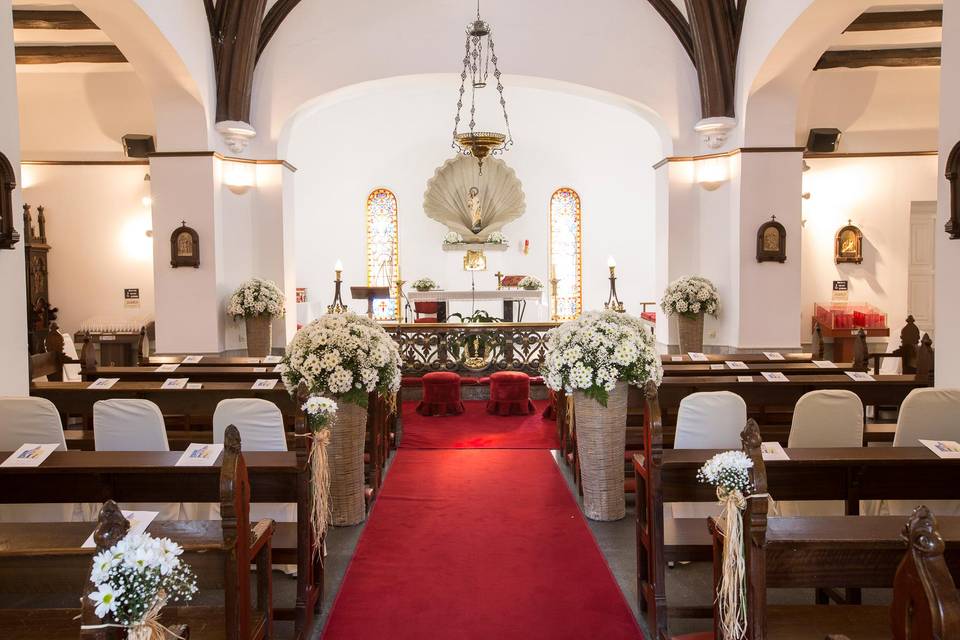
[0,425,274,639]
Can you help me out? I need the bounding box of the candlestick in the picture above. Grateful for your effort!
[604,257,624,313]
[328,259,347,313]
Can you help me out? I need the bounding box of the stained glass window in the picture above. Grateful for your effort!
[365,188,400,321]
[549,188,582,320]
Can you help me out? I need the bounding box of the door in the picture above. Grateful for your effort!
[908,201,936,337]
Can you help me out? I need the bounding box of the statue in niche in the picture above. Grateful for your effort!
[177,231,193,256]
[468,187,483,233]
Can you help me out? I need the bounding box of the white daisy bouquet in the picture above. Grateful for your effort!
[486,231,508,244]
[541,310,662,405]
[88,532,197,637]
[227,277,286,319]
[301,395,338,545]
[281,312,401,407]
[661,276,720,319]
[411,277,438,291]
[443,231,464,245]
[518,275,543,290]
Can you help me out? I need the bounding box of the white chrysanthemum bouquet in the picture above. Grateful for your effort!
[281,312,401,407]
[518,275,543,290]
[227,277,286,319]
[541,310,662,405]
[411,277,438,291]
[88,532,197,636]
[661,276,720,319]
[443,231,464,245]
[486,231,508,244]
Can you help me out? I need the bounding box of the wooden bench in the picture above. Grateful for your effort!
[80,366,283,384]
[660,353,814,365]
[0,442,319,639]
[0,425,273,640]
[633,387,960,639]
[26,324,78,382]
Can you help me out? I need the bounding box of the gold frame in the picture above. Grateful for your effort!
[365,187,401,321]
[548,187,583,321]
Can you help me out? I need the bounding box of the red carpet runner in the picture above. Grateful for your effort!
[400,400,560,449]
[321,449,643,639]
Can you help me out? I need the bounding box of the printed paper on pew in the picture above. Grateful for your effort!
[919,439,960,459]
[1,443,59,468]
[763,352,785,361]
[88,378,119,390]
[726,361,748,370]
[272,364,284,373]
[253,367,268,372]
[761,371,789,382]
[161,378,188,390]
[83,510,158,548]
[813,360,837,368]
[846,371,875,382]
[176,443,224,466]
[671,356,684,362]
[736,376,753,383]
[688,352,709,361]
[263,355,282,364]
[761,442,790,461]
[181,355,203,364]
[252,379,278,390]
[186,382,203,390]
[709,364,725,370]
[155,363,179,373]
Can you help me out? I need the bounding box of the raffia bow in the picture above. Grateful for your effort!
[300,428,332,557]
[716,487,747,640]
[80,593,184,640]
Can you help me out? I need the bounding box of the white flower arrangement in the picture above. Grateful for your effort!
[227,277,286,319]
[541,310,663,405]
[88,532,197,629]
[411,277,438,292]
[302,395,338,431]
[443,231,464,245]
[282,312,401,407]
[661,275,720,319]
[518,275,543,290]
[697,450,753,494]
[486,231,508,244]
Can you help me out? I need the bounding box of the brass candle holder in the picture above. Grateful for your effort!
[550,276,560,320]
[327,260,347,314]
[604,257,625,313]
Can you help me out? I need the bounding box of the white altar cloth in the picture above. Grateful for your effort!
[406,289,544,303]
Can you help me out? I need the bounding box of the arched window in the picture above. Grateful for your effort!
[365,188,400,320]
[549,188,582,320]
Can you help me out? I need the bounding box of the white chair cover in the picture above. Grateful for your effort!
[0,397,77,522]
[779,390,863,516]
[887,388,960,516]
[93,399,180,521]
[61,331,81,382]
[669,392,747,520]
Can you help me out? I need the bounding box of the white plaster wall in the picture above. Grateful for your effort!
[16,69,156,161]
[286,83,662,322]
[20,164,156,336]
[0,0,28,394]
[802,155,939,344]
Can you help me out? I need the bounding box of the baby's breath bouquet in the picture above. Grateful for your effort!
[661,275,719,319]
[87,532,197,639]
[443,231,464,245]
[226,277,286,319]
[301,395,338,544]
[541,310,662,406]
[698,450,754,640]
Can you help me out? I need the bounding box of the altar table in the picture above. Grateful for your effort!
[406,289,544,321]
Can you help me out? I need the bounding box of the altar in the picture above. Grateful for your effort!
[406,289,544,322]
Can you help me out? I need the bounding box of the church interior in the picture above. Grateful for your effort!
[1,1,959,638]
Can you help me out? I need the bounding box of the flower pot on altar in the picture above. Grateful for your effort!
[328,401,369,526]
[677,313,705,353]
[245,314,272,357]
[573,381,628,521]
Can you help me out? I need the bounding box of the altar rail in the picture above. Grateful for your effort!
[382,322,559,376]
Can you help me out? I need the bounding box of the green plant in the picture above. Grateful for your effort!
[446,310,501,362]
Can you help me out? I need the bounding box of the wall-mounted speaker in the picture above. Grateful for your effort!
[805,128,842,153]
[122,134,156,158]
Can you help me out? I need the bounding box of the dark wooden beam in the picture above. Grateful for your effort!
[646,0,695,63]
[686,0,738,118]
[213,0,268,123]
[845,10,942,32]
[14,45,127,65]
[815,47,941,70]
[257,0,302,61]
[12,10,98,30]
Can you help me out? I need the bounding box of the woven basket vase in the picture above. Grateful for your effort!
[329,401,369,526]
[677,313,705,353]
[245,314,272,357]
[573,381,629,521]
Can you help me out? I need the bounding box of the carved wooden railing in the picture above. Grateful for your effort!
[382,322,559,376]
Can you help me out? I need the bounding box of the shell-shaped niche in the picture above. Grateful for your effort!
[423,155,526,242]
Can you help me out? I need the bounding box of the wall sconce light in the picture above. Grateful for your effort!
[604,256,625,313]
[695,156,729,191]
[328,259,347,314]
[223,160,256,193]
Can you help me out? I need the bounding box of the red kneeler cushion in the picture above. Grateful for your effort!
[416,371,465,416]
[485,371,535,416]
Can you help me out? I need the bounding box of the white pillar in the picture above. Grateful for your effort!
[0,1,29,394]
[654,160,698,347]
[935,2,960,386]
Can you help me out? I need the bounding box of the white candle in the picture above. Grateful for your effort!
[607,255,616,268]
[335,259,343,272]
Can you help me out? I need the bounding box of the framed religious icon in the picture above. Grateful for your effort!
[170,221,200,268]
[835,221,863,264]
[756,215,786,263]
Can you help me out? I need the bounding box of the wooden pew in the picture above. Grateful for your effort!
[633,384,960,640]
[0,434,320,639]
[662,361,857,377]
[80,365,283,384]
[0,426,273,640]
[661,352,813,365]
[26,323,76,382]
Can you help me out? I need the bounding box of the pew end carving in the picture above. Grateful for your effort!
[811,322,825,361]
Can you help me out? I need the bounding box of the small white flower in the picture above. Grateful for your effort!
[89,584,123,619]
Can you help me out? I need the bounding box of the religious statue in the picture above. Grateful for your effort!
[468,187,482,233]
